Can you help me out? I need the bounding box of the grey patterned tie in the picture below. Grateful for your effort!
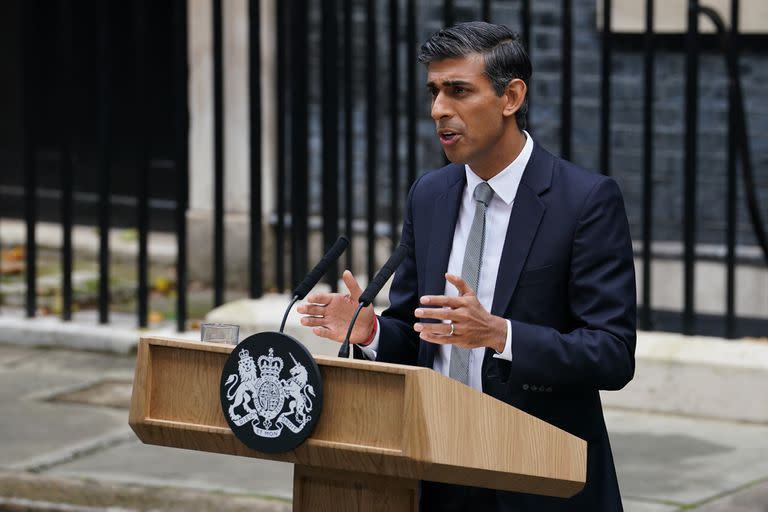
[449,181,494,385]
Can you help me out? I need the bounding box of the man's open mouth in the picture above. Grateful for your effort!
[439,132,461,145]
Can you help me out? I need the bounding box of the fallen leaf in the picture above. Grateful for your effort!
[153,277,174,294]
[1,246,25,262]
[0,262,24,275]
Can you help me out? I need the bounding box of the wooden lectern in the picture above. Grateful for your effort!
[129,336,586,511]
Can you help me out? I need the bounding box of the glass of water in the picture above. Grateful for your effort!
[200,323,240,345]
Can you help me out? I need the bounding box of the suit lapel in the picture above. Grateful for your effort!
[424,165,465,296]
[421,164,465,369]
[483,143,553,375]
[490,142,553,317]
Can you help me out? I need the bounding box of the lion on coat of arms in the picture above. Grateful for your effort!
[225,348,260,421]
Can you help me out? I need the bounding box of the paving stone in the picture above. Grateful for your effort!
[0,361,130,471]
[45,440,294,500]
[692,479,768,512]
[0,400,128,470]
[50,379,133,410]
[623,499,680,512]
[7,348,135,377]
[607,409,768,506]
[0,345,33,367]
[0,472,289,512]
[0,367,91,402]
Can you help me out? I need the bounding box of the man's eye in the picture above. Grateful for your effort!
[454,87,466,95]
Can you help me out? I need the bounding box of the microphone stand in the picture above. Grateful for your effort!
[280,295,300,333]
[338,303,365,358]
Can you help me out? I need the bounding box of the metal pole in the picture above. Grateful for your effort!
[600,0,612,175]
[58,0,74,322]
[640,0,655,330]
[21,1,37,318]
[561,0,572,160]
[174,0,189,331]
[135,0,149,328]
[444,0,454,27]
[275,0,286,291]
[291,0,309,289]
[212,0,225,306]
[406,0,417,190]
[249,0,263,298]
[322,0,340,290]
[344,0,354,272]
[521,0,531,50]
[98,0,112,325]
[683,0,699,335]
[725,0,739,338]
[389,0,399,248]
[521,0,532,123]
[366,0,377,281]
[481,0,491,22]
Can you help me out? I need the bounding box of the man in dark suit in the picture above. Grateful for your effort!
[298,21,636,511]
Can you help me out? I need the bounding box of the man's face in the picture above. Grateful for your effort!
[426,53,511,172]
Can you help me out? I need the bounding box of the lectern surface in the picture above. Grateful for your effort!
[129,336,586,502]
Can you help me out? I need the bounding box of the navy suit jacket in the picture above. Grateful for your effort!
[374,142,637,511]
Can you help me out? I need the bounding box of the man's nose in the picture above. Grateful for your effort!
[431,92,453,121]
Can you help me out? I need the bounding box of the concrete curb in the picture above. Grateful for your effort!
[634,331,768,370]
[0,317,141,354]
[602,331,768,424]
[0,317,199,355]
[0,472,290,512]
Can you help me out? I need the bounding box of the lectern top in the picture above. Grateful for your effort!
[129,336,585,497]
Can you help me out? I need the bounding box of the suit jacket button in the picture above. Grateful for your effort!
[522,384,529,390]
[531,385,538,391]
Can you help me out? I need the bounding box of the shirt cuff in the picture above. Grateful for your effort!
[492,319,513,361]
[358,316,380,360]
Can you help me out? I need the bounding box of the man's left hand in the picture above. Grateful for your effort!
[414,273,507,353]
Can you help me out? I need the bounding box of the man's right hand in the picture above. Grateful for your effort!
[296,270,376,344]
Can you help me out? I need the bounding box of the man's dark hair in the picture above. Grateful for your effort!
[418,21,532,130]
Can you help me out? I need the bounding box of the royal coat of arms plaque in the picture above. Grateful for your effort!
[219,331,323,453]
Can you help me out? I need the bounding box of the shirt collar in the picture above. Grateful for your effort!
[464,130,534,205]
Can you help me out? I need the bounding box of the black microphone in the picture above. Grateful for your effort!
[338,244,410,358]
[358,244,410,306]
[293,236,350,299]
[279,236,349,333]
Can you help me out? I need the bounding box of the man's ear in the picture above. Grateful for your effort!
[502,78,527,118]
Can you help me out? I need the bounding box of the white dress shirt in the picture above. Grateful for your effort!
[362,131,534,392]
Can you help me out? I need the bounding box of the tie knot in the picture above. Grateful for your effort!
[473,182,494,206]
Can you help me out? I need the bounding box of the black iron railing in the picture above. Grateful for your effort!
[5,0,766,338]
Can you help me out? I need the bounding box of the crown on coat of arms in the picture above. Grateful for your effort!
[258,348,283,377]
[238,348,254,364]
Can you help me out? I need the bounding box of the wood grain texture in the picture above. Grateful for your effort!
[294,466,417,512]
[150,345,229,427]
[407,370,586,494]
[311,367,404,450]
[129,336,586,499]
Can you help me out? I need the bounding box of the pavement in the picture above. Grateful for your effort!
[1,291,767,511]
